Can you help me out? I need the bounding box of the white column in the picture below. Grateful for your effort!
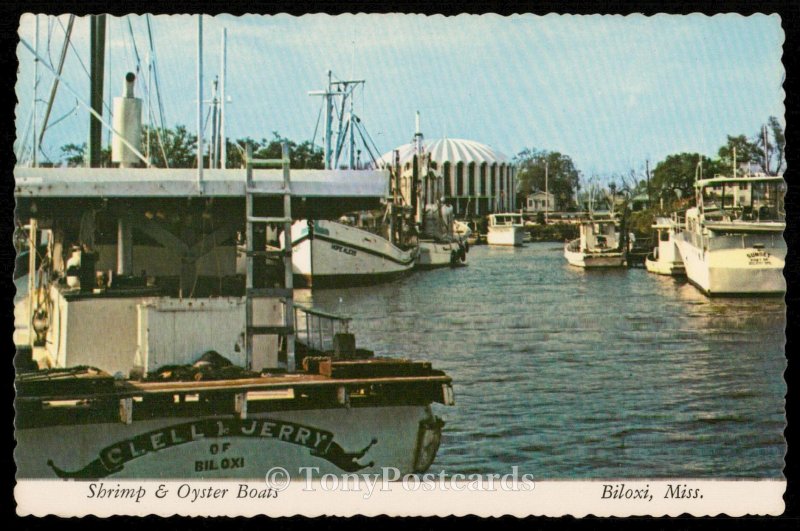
[492,164,498,213]
[506,167,512,211]
[449,162,456,212]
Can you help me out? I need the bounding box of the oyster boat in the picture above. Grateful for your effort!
[13,155,454,480]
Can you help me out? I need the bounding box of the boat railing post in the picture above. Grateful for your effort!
[244,144,254,370]
[27,218,38,348]
[281,142,296,372]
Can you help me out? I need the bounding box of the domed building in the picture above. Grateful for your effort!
[378,138,517,217]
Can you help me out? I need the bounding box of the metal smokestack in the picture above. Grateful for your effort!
[112,72,143,167]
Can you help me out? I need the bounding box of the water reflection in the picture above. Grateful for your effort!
[298,243,786,478]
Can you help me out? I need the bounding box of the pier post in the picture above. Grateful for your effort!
[117,216,133,275]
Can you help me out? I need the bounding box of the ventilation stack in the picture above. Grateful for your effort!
[111,72,143,168]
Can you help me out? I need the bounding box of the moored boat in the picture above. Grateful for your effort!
[287,219,417,287]
[486,213,524,246]
[564,215,626,268]
[674,173,786,296]
[644,216,685,276]
[13,55,453,479]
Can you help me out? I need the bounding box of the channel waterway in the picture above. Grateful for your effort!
[297,242,786,478]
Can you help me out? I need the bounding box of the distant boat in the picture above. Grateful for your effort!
[674,174,786,296]
[454,220,481,245]
[486,213,524,246]
[564,215,626,268]
[416,204,467,269]
[644,216,685,276]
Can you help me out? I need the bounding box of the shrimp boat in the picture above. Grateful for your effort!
[287,72,417,288]
[644,216,685,276]
[486,213,525,246]
[14,159,452,480]
[14,58,452,479]
[564,214,626,268]
[286,218,417,288]
[407,112,468,268]
[674,173,786,296]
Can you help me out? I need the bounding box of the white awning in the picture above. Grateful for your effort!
[14,167,389,199]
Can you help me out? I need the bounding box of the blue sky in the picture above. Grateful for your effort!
[15,13,785,179]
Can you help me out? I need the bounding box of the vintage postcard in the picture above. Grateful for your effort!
[12,13,788,517]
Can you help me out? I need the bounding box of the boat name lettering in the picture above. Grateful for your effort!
[195,457,245,472]
[747,250,771,265]
[47,418,378,479]
[331,244,357,256]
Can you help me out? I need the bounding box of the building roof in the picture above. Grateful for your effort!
[376,138,510,168]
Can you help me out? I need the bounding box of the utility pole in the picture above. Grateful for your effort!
[544,160,549,224]
[645,159,651,208]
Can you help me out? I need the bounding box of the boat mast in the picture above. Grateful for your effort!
[324,71,333,169]
[220,28,227,169]
[88,14,106,168]
[413,110,423,224]
[32,15,38,167]
[196,15,203,184]
[210,76,218,169]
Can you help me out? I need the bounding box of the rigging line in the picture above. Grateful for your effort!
[356,118,382,165]
[310,102,322,149]
[354,121,378,166]
[15,107,34,161]
[146,15,168,133]
[39,15,75,151]
[44,101,81,132]
[46,16,55,67]
[55,16,90,79]
[126,16,142,74]
[54,16,112,117]
[148,103,170,168]
[19,36,151,167]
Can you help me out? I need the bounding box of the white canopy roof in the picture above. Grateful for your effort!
[377,138,510,168]
[14,167,389,199]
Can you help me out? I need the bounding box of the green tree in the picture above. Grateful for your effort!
[651,153,703,202]
[142,125,198,168]
[59,142,111,167]
[513,148,581,211]
[717,134,760,174]
[753,116,786,175]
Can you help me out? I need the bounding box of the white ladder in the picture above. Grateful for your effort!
[244,143,295,371]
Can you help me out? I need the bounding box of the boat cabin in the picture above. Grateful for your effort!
[15,166,387,377]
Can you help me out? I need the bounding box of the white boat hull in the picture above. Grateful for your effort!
[487,226,524,246]
[644,255,685,276]
[564,241,625,268]
[16,404,442,479]
[289,221,416,288]
[675,236,786,296]
[416,240,466,269]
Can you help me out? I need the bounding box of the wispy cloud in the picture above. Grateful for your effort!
[15,13,783,174]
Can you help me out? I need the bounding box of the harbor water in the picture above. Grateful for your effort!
[296,242,786,479]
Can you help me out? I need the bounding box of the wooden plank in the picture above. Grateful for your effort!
[321,359,434,379]
[16,374,452,402]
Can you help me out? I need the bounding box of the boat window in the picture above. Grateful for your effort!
[660,231,670,242]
